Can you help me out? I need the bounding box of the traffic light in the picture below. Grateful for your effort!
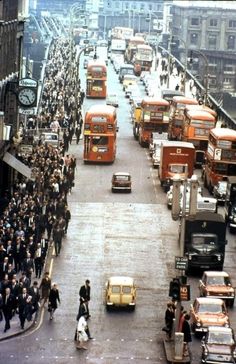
[169,278,181,301]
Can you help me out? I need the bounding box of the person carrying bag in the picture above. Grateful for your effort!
[76,313,88,350]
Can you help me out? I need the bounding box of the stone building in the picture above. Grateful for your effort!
[171,1,236,97]
[0,0,26,194]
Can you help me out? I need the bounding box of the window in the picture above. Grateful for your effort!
[190,33,198,45]
[228,35,235,50]
[210,19,218,27]
[148,4,153,11]
[191,18,199,26]
[115,1,120,8]
[208,34,217,49]
[229,20,236,28]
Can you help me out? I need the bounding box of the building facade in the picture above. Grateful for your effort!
[171,2,236,97]
[99,0,167,37]
[0,0,27,194]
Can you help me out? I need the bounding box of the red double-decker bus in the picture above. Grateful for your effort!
[86,61,107,98]
[204,128,236,192]
[83,105,117,163]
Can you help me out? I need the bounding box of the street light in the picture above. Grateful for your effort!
[189,49,209,105]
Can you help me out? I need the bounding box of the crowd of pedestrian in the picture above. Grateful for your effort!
[0,35,86,334]
[163,302,192,360]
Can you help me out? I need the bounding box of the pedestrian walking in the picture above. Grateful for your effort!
[34,243,43,279]
[76,313,89,350]
[75,125,81,144]
[163,302,175,339]
[39,271,51,306]
[2,287,15,332]
[181,314,192,360]
[175,84,180,91]
[79,280,91,316]
[48,283,60,320]
[29,281,41,321]
[53,225,63,257]
[74,298,93,340]
[17,287,28,329]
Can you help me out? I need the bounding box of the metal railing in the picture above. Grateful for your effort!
[158,45,236,129]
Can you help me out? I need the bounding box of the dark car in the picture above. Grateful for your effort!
[111,172,132,193]
[201,326,236,364]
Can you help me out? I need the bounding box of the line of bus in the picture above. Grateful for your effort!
[83,105,117,163]
[86,60,107,99]
[204,127,236,192]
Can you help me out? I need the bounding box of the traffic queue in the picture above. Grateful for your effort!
[105,31,236,363]
[80,26,236,363]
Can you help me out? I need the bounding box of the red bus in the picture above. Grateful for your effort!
[204,128,236,192]
[83,105,117,163]
[168,96,198,140]
[139,97,170,147]
[86,61,107,99]
[134,44,153,76]
[183,109,217,166]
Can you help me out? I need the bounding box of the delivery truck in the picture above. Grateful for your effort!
[183,211,227,272]
[159,141,195,191]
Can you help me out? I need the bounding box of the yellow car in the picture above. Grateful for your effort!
[105,276,136,311]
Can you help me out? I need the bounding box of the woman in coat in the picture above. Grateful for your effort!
[39,271,51,306]
[48,283,60,320]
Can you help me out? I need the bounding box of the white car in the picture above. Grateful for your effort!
[106,94,119,107]
[166,185,217,214]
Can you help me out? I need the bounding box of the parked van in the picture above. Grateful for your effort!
[105,276,136,310]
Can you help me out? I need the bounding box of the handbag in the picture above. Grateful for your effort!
[78,330,88,342]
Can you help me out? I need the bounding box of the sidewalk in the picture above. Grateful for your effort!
[0,244,53,342]
[0,311,37,342]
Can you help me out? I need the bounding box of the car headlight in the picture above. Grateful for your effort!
[233,217,236,223]
[206,291,210,296]
[229,215,233,220]
[224,322,230,328]
[231,292,235,296]
[196,322,201,327]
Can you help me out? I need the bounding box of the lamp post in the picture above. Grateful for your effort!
[189,49,209,105]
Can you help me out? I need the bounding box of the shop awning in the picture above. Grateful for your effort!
[3,152,34,180]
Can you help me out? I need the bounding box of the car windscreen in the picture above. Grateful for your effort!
[198,303,223,313]
[208,332,234,344]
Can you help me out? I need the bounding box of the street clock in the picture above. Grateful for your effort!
[18,87,37,107]
[18,78,38,108]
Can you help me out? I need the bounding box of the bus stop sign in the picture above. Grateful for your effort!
[175,256,188,270]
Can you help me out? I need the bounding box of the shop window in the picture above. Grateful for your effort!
[208,35,217,49]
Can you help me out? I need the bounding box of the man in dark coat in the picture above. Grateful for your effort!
[181,314,192,360]
[2,287,15,332]
[79,280,91,316]
[17,287,28,329]
[29,281,40,320]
